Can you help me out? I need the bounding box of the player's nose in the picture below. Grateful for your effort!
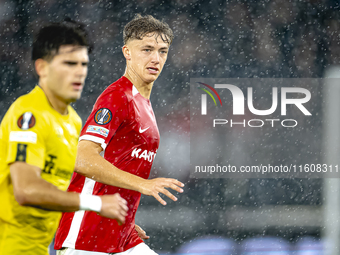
[150,51,160,64]
[76,63,88,77]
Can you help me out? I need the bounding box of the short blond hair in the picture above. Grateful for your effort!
[123,14,174,45]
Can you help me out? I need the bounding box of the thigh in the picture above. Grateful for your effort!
[116,243,158,255]
[56,243,157,255]
[57,248,108,255]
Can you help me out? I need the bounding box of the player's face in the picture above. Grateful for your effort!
[44,45,89,103]
[126,33,169,84]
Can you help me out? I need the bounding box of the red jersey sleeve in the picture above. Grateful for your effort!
[79,89,128,149]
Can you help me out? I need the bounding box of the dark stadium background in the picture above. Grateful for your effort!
[1,0,340,254]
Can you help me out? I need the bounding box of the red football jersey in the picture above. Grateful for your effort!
[54,76,160,253]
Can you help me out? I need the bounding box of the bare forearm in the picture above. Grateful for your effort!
[10,161,129,222]
[75,140,184,205]
[18,179,80,211]
[10,162,80,212]
[75,151,146,193]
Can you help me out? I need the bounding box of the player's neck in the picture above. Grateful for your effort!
[124,72,153,99]
[39,83,69,115]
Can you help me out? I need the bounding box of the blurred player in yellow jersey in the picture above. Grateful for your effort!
[0,20,128,255]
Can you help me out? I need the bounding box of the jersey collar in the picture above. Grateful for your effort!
[132,85,139,96]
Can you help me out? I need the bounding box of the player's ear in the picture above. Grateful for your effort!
[122,45,131,61]
[35,59,48,78]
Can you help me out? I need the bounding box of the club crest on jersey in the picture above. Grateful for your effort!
[17,112,36,130]
[94,108,112,125]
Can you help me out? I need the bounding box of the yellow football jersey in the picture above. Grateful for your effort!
[0,86,82,255]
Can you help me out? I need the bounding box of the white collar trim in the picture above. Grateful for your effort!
[132,85,139,96]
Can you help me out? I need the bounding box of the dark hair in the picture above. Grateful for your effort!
[32,19,93,61]
[123,14,174,45]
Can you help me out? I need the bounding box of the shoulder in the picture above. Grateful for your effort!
[95,77,134,107]
[1,89,50,135]
[5,88,45,119]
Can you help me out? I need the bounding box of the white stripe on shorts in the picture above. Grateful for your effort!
[56,243,158,255]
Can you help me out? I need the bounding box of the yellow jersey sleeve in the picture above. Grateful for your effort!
[4,97,49,170]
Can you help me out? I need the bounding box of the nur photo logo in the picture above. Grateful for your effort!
[196,80,312,128]
[197,82,223,115]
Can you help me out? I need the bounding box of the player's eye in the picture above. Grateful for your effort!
[82,62,88,66]
[64,61,77,66]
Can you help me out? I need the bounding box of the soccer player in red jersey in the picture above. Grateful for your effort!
[54,15,184,255]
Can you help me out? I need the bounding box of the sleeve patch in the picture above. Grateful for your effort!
[94,108,112,125]
[9,131,37,144]
[15,144,27,162]
[17,112,36,130]
[86,125,109,137]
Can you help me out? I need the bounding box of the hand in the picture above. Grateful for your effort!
[140,178,184,205]
[135,224,150,240]
[99,193,128,225]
